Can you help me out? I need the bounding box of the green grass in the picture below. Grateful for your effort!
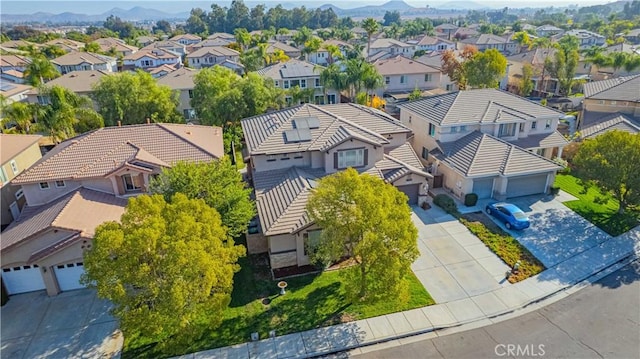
[122,256,434,358]
[554,174,638,236]
[459,213,545,283]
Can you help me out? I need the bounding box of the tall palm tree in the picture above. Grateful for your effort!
[1,102,37,133]
[362,18,380,61]
[622,54,640,73]
[323,44,342,65]
[303,37,323,61]
[318,63,349,104]
[24,56,60,86]
[361,63,384,103]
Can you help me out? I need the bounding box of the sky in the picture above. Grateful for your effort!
[0,0,619,15]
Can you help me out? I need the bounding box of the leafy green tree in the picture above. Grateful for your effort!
[465,49,508,89]
[441,45,478,90]
[512,31,532,48]
[0,101,41,134]
[573,131,640,214]
[153,20,172,34]
[408,87,422,101]
[234,28,252,51]
[186,8,209,36]
[149,159,254,237]
[292,26,313,47]
[362,18,380,60]
[544,36,580,95]
[24,56,60,86]
[92,70,182,126]
[306,168,419,301]
[318,63,349,104]
[227,0,251,30]
[82,193,245,347]
[520,64,535,97]
[302,37,323,60]
[83,42,102,53]
[40,45,66,59]
[383,11,401,26]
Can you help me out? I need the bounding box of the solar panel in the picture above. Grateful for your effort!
[292,117,320,129]
[283,128,312,143]
[0,83,17,92]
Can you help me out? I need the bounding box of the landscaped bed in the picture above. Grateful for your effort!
[554,174,638,236]
[122,254,434,359]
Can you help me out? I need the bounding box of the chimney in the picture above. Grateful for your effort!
[117,120,121,127]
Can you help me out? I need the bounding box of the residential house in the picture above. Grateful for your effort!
[44,38,84,53]
[373,55,442,97]
[1,55,31,75]
[264,41,302,59]
[157,67,199,120]
[1,123,224,296]
[506,48,563,96]
[241,103,432,269]
[206,32,235,41]
[0,70,25,84]
[92,37,139,57]
[0,83,33,106]
[580,74,640,131]
[123,48,181,71]
[414,51,462,92]
[459,34,519,55]
[186,46,242,72]
[435,23,459,40]
[51,52,117,75]
[1,134,42,227]
[307,40,351,66]
[368,38,416,59]
[0,40,40,51]
[142,40,187,56]
[350,26,369,39]
[408,35,455,52]
[26,70,110,109]
[579,112,640,140]
[452,27,480,40]
[398,89,567,200]
[169,34,202,46]
[558,29,606,50]
[147,64,178,78]
[536,25,564,37]
[623,28,640,45]
[589,43,640,80]
[136,35,157,47]
[257,59,340,105]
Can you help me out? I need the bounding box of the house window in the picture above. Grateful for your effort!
[400,75,406,84]
[39,182,50,190]
[450,126,458,133]
[290,79,300,87]
[545,119,552,129]
[300,79,306,88]
[519,123,525,132]
[10,160,18,174]
[55,180,65,188]
[314,95,325,105]
[188,90,194,98]
[15,188,23,199]
[460,125,467,132]
[385,77,390,85]
[266,155,276,162]
[275,81,279,87]
[610,101,617,105]
[0,168,7,184]
[327,94,336,104]
[598,100,604,105]
[446,84,453,91]
[122,174,142,192]
[421,147,429,160]
[281,153,290,160]
[428,123,436,137]
[337,149,365,168]
[315,78,321,88]
[498,123,516,138]
[536,148,545,156]
[303,229,322,255]
[284,80,290,89]
[424,74,432,82]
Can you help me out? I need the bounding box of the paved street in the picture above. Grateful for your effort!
[0,289,122,359]
[352,261,640,359]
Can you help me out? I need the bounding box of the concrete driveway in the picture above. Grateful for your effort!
[1,289,122,359]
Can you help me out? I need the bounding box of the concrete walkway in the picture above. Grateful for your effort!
[174,195,640,359]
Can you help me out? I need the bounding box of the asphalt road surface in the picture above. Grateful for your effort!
[352,261,640,359]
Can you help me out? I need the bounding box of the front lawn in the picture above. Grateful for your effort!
[554,174,638,236]
[122,255,434,358]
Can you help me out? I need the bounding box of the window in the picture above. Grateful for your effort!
[531,121,537,129]
[450,126,458,133]
[294,152,304,159]
[303,229,322,255]
[598,100,605,105]
[385,76,390,85]
[610,101,617,105]
[337,149,365,168]
[545,119,551,129]
[314,95,325,105]
[10,160,18,174]
[519,123,525,132]
[421,147,429,160]
[300,79,306,88]
[290,79,300,87]
[121,174,142,192]
[55,180,65,188]
[327,94,336,104]
[284,80,290,89]
[446,84,453,91]
[15,188,23,200]
[0,168,8,184]
[39,182,49,190]
[266,155,276,162]
[275,81,279,87]
[428,123,436,137]
[460,125,467,132]
[188,90,194,98]
[315,78,321,88]
[400,75,406,84]
[424,74,432,82]
[281,153,290,160]
[498,123,516,138]
[536,148,545,156]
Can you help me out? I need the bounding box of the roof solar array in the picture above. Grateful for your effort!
[283,128,312,143]
[0,83,17,92]
[292,117,320,129]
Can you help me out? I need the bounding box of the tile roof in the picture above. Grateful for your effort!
[256,59,320,79]
[507,131,569,149]
[0,83,33,98]
[462,34,513,45]
[265,41,300,54]
[0,54,31,67]
[373,55,440,76]
[93,37,139,52]
[51,52,116,66]
[0,188,127,252]
[142,40,185,51]
[12,124,223,184]
[398,89,563,126]
[580,113,640,139]
[370,38,414,49]
[322,39,352,49]
[241,103,410,155]
[583,74,640,101]
[186,46,240,58]
[1,134,42,165]
[170,34,202,41]
[157,67,198,89]
[193,38,234,47]
[207,32,235,40]
[28,70,110,94]
[506,48,557,66]
[415,35,453,46]
[45,38,84,51]
[125,48,179,61]
[564,29,605,39]
[436,131,562,177]
[1,40,39,49]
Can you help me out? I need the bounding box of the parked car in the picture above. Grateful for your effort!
[485,202,530,230]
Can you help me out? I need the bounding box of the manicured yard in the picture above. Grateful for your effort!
[459,213,545,283]
[554,174,638,236]
[122,255,434,358]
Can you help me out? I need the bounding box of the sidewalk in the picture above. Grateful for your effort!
[175,199,640,359]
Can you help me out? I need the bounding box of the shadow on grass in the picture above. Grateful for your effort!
[564,202,639,236]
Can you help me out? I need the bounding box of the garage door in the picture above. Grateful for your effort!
[1,265,45,295]
[396,184,420,204]
[506,174,548,198]
[54,262,86,292]
[472,178,495,199]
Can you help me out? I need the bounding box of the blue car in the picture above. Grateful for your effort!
[485,202,530,230]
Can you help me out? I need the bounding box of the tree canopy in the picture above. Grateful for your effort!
[465,48,508,89]
[149,158,255,238]
[24,56,60,86]
[92,70,182,126]
[544,36,580,96]
[82,194,245,347]
[573,131,640,214]
[306,168,419,302]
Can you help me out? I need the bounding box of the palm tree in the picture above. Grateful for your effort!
[323,44,342,65]
[622,54,640,73]
[302,37,323,61]
[362,18,380,61]
[234,28,251,52]
[361,63,384,104]
[24,56,60,86]
[1,102,38,133]
[318,63,349,104]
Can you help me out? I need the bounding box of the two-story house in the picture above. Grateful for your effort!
[169,34,202,46]
[263,41,302,59]
[157,67,199,121]
[435,23,459,40]
[580,74,640,133]
[307,40,351,65]
[399,89,567,201]
[1,124,224,296]
[536,25,564,37]
[51,52,117,75]
[142,40,187,57]
[186,46,242,72]
[92,37,139,57]
[1,134,42,227]
[26,70,110,110]
[623,28,640,45]
[373,55,442,97]
[408,35,455,52]
[257,59,340,105]
[1,55,31,84]
[0,83,33,106]
[368,38,416,59]
[123,48,182,71]
[136,35,157,47]
[557,29,606,50]
[44,38,84,53]
[459,34,519,56]
[241,103,432,270]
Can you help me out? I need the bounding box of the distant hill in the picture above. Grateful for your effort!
[1,6,189,24]
[436,1,488,10]
[319,1,418,17]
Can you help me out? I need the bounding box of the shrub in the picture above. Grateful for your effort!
[549,185,560,195]
[433,194,459,216]
[464,193,478,206]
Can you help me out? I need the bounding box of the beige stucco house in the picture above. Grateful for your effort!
[241,103,432,271]
[1,124,224,297]
[157,67,199,121]
[373,55,443,97]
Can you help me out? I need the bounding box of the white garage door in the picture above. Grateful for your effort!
[472,178,495,199]
[506,174,548,198]
[54,262,86,292]
[1,265,45,295]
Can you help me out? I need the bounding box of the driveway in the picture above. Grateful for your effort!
[411,204,511,303]
[1,289,122,359]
